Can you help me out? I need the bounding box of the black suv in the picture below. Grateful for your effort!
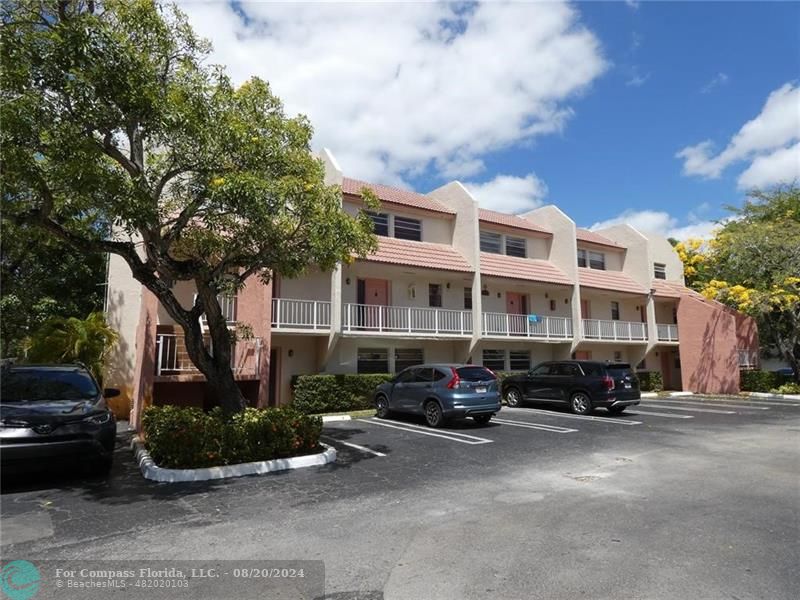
[0,363,118,475]
[501,361,640,415]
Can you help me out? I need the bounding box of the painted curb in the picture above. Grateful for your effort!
[669,391,694,397]
[746,392,800,400]
[321,415,352,422]
[640,393,658,398]
[132,436,337,483]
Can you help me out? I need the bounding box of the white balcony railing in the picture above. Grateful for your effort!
[482,313,573,339]
[272,298,331,330]
[155,333,261,376]
[197,294,238,326]
[657,323,679,342]
[582,319,648,341]
[738,349,758,369]
[343,304,472,336]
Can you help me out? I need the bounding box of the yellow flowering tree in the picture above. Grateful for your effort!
[673,238,708,288]
[699,185,800,381]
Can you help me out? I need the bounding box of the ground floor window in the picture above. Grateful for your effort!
[357,348,389,374]
[509,350,531,371]
[483,349,506,371]
[395,348,424,373]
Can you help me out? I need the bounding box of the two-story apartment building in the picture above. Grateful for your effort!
[104,149,759,426]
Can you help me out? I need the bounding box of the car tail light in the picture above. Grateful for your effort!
[447,368,461,389]
[602,375,615,391]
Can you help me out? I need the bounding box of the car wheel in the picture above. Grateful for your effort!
[424,400,444,428]
[570,392,592,415]
[473,414,492,426]
[375,395,390,419]
[607,406,626,415]
[505,387,523,408]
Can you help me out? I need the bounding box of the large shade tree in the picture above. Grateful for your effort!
[1,1,377,412]
[698,185,800,381]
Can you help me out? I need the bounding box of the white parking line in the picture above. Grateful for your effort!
[358,418,494,445]
[492,418,578,433]
[321,436,386,457]
[626,409,694,419]
[644,403,735,414]
[644,399,769,410]
[701,399,799,407]
[503,407,641,425]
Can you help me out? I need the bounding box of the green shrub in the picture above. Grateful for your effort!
[495,371,527,384]
[292,373,392,414]
[770,382,800,395]
[637,371,663,392]
[141,405,322,469]
[739,370,787,392]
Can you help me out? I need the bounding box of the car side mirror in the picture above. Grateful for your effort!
[103,387,121,398]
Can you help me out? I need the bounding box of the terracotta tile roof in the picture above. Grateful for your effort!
[576,228,626,249]
[480,252,572,286]
[651,279,710,300]
[360,237,473,272]
[578,267,648,294]
[478,208,551,235]
[342,177,455,215]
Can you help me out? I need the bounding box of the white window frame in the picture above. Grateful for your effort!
[480,231,502,254]
[654,262,667,279]
[505,236,527,258]
[394,216,422,241]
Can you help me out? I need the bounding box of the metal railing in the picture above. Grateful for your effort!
[582,319,648,341]
[197,294,238,325]
[155,333,261,376]
[342,304,472,335]
[657,323,679,342]
[738,349,758,369]
[272,298,331,330]
[482,313,573,339]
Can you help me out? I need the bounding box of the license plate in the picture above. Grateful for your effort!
[475,386,487,393]
[624,383,631,389]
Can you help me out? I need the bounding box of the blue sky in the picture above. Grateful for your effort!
[183,1,800,239]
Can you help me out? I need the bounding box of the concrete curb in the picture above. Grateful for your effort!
[641,392,693,398]
[321,415,352,422]
[745,392,800,400]
[640,392,658,398]
[131,436,337,483]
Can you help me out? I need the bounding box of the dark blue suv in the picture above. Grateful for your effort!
[374,364,501,427]
[501,361,640,415]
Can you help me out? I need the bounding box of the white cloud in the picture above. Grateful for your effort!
[737,142,800,189]
[677,82,800,187]
[465,173,549,214]
[180,1,606,184]
[700,72,729,94]
[625,0,640,9]
[626,72,650,88]
[589,209,720,241]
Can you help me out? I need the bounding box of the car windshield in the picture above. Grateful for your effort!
[456,366,496,381]
[1,370,99,402]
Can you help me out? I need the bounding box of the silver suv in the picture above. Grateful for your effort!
[373,364,501,427]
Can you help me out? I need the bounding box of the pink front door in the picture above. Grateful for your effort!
[364,278,389,329]
[581,299,591,319]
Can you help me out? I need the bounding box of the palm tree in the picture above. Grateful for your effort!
[25,312,119,384]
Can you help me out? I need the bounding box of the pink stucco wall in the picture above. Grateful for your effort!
[236,274,273,407]
[677,294,740,394]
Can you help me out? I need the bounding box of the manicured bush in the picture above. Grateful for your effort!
[141,405,322,469]
[637,371,663,393]
[770,382,800,395]
[739,370,788,392]
[495,371,527,385]
[292,373,392,414]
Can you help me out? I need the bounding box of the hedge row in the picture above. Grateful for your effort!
[637,371,663,392]
[292,373,393,415]
[141,405,322,469]
[739,370,791,392]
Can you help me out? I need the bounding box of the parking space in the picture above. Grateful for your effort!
[321,395,800,462]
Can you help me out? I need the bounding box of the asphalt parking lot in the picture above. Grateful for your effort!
[2,396,799,600]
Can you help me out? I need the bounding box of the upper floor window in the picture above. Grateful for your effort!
[480,231,502,254]
[505,236,526,258]
[589,251,605,270]
[577,249,587,268]
[367,211,389,236]
[578,248,606,270]
[429,283,442,308]
[654,262,667,279]
[464,287,472,310]
[394,216,422,241]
